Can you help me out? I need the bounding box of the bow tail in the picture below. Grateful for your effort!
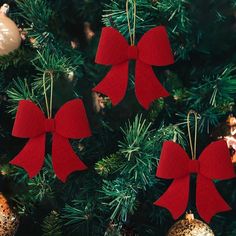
[135,60,169,109]
[52,133,87,182]
[154,176,189,219]
[92,62,128,106]
[10,135,45,178]
[197,175,231,222]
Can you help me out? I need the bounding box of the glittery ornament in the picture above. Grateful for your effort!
[167,213,214,236]
[0,4,21,55]
[0,193,19,236]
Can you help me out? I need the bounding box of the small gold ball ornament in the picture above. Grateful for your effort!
[167,213,214,236]
[0,193,19,236]
[0,4,21,56]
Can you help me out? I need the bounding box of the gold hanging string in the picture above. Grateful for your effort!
[187,110,199,160]
[126,0,136,45]
[42,71,54,119]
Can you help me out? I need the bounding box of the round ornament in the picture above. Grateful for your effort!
[167,213,214,236]
[0,4,21,56]
[0,193,19,236]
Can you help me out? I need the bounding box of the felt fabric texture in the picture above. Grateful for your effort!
[154,140,235,222]
[10,99,91,182]
[93,26,174,109]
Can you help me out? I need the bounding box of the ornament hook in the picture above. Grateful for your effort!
[126,0,136,45]
[187,110,200,160]
[42,71,54,118]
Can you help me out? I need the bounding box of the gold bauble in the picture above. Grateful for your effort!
[167,213,214,236]
[0,4,21,56]
[0,193,19,236]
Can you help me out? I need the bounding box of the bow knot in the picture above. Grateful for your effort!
[45,119,55,132]
[188,160,200,174]
[128,45,138,60]
[93,26,174,109]
[10,99,91,182]
[154,140,235,222]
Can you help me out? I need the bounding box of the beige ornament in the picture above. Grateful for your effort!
[0,193,19,236]
[0,4,21,56]
[92,91,107,113]
[84,22,95,41]
[167,213,214,236]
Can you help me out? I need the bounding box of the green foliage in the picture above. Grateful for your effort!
[32,48,82,76]
[9,156,56,214]
[6,78,40,115]
[27,171,55,202]
[62,199,103,235]
[101,178,138,221]
[0,49,33,70]
[42,211,63,236]
[95,153,121,177]
[118,115,156,187]
[16,0,54,45]
[175,66,236,134]
[187,66,236,108]
[153,124,186,149]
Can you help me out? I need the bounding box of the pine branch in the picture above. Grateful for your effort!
[11,156,56,201]
[32,48,81,75]
[187,66,236,108]
[95,153,121,177]
[16,0,55,46]
[6,78,40,115]
[42,211,63,236]
[118,115,156,187]
[62,199,103,235]
[101,178,138,222]
[177,65,236,133]
[0,49,33,70]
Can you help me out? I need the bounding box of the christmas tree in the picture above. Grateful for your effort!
[0,0,236,235]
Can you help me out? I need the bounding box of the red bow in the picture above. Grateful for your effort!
[154,140,235,222]
[10,99,91,182]
[93,26,174,109]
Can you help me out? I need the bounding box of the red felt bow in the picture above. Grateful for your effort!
[93,26,174,109]
[154,140,235,222]
[10,99,91,182]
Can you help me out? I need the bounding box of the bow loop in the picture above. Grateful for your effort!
[95,27,129,65]
[138,26,174,66]
[157,141,190,179]
[55,99,91,139]
[12,100,45,138]
[199,140,235,180]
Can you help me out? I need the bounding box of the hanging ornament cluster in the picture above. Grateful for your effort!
[0,193,19,236]
[8,0,174,181]
[154,111,235,222]
[0,4,21,56]
[93,0,174,109]
[167,212,214,236]
[10,73,91,182]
